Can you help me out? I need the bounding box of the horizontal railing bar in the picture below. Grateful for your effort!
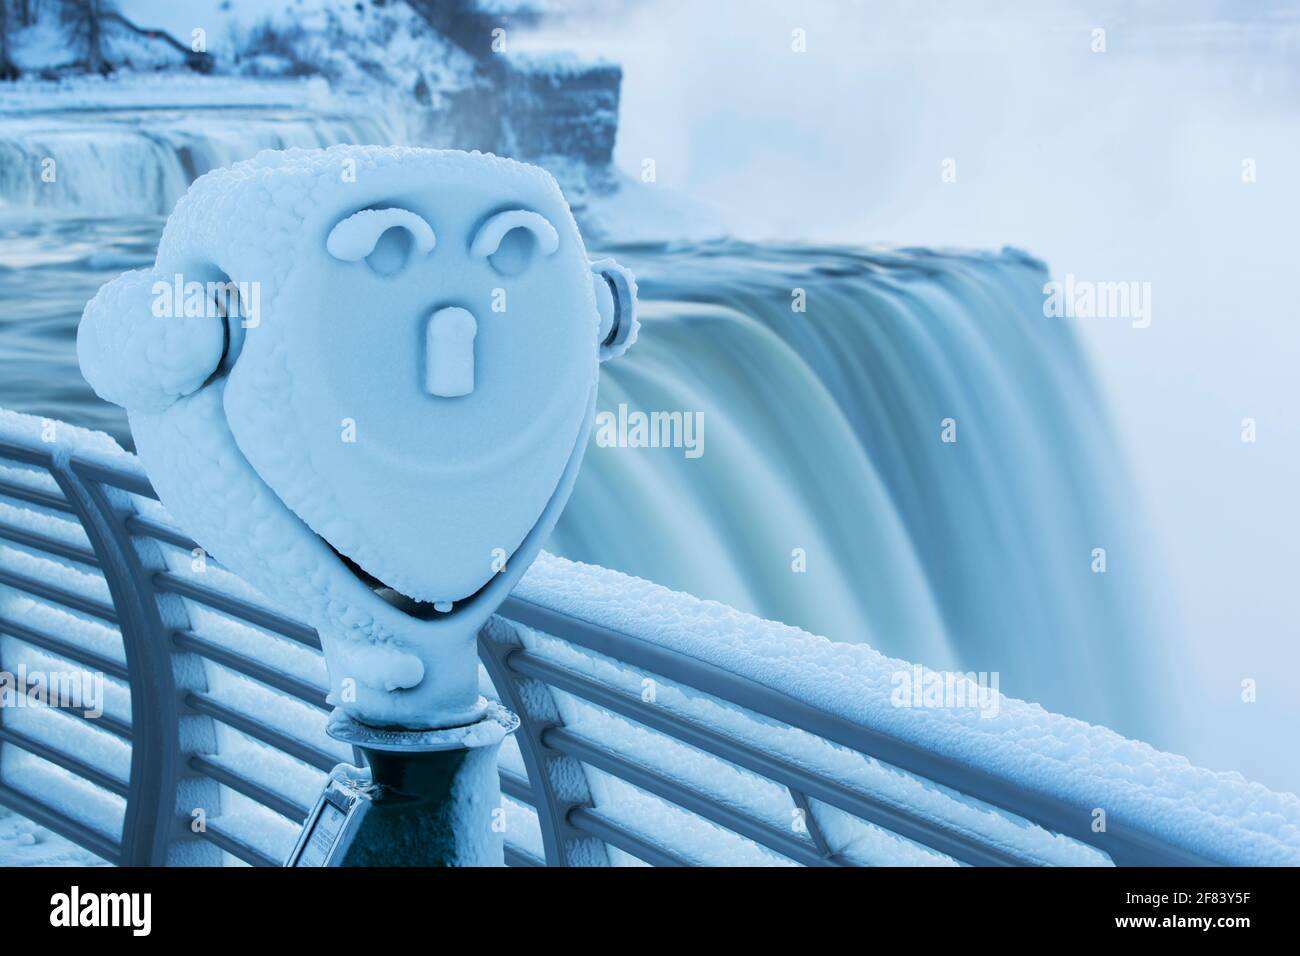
[0,478,74,516]
[0,520,99,567]
[0,661,131,741]
[172,630,327,710]
[499,768,535,806]
[153,572,321,649]
[499,598,1201,866]
[0,614,130,680]
[68,457,158,500]
[66,705,132,743]
[189,754,311,823]
[504,845,545,867]
[56,704,132,743]
[0,725,130,797]
[191,819,280,868]
[543,726,837,867]
[0,566,117,622]
[566,806,692,867]
[184,692,338,773]
[506,648,1029,867]
[123,514,200,552]
[0,442,54,469]
[0,781,121,865]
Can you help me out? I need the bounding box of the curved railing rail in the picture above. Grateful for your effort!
[0,428,1224,867]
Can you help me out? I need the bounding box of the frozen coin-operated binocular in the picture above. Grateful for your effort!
[77,145,638,866]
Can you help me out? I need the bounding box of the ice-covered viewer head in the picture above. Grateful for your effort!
[77,145,637,729]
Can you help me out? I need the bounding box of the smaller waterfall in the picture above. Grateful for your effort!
[0,83,402,216]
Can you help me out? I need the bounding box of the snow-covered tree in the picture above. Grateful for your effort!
[0,0,19,80]
[58,0,115,75]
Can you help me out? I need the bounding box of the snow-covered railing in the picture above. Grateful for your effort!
[2,413,1299,867]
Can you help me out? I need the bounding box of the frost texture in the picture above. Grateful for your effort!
[77,269,224,412]
[75,145,637,729]
[514,552,1300,867]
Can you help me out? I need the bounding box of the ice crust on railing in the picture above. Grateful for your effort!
[4,407,1299,866]
[0,408,140,472]
[513,553,1300,866]
[509,626,1105,866]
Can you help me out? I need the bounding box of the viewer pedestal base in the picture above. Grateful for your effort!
[286,700,519,867]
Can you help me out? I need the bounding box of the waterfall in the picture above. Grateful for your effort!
[0,100,400,216]
[552,240,1168,741]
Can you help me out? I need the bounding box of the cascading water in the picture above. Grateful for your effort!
[0,87,399,216]
[553,241,1167,741]
[0,97,1169,747]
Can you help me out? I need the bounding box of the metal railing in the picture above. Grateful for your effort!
[0,427,1225,867]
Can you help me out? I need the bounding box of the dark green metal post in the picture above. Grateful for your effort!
[288,701,519,867]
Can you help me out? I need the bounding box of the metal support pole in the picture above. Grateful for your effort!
[286,702,518,867]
